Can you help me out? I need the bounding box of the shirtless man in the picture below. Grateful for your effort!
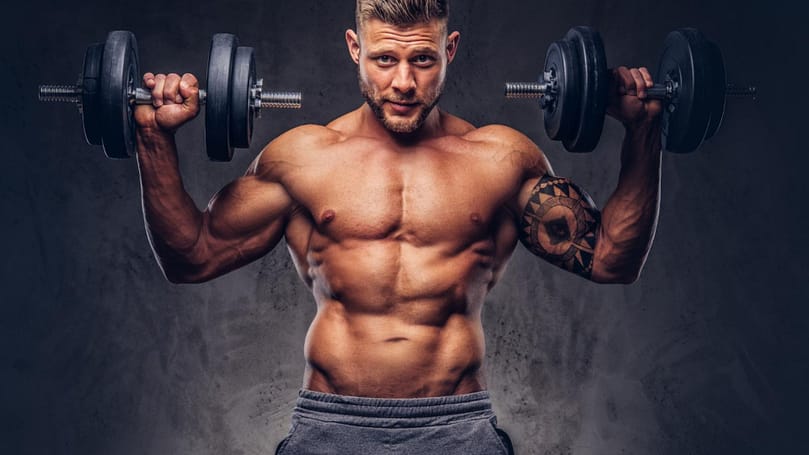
[133,0,661,453]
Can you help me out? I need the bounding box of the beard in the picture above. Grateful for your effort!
[359,75,444,134]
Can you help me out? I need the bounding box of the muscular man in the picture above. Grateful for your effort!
[134,1,661,453]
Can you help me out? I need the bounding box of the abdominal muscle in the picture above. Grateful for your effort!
[300,239,495,398]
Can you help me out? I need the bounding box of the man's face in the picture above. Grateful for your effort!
[347,18,460,134]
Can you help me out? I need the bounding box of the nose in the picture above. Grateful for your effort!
[391,63,416,96]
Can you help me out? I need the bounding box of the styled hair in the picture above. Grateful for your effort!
[355,0,449,29]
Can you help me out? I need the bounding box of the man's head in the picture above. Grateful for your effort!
[346,0,460,134]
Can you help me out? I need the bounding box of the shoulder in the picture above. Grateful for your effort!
[437,109,540,152]
[465,124,537,150]
[462,124,553,176]
[263,124,343,156]
[249,124,344,177]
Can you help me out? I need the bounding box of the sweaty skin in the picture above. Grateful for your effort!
[133,19,662,398]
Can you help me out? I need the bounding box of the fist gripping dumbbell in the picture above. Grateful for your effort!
[39,31,302,161]
[505,26,756,154]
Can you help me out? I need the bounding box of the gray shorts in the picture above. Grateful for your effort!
[275,389,514,454]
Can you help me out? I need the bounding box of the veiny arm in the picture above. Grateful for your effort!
[516,123,661,283]
[136,129,297,283]
[132,71,309,283]
[514,65,663,283]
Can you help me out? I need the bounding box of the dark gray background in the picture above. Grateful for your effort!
[2,0,807,454]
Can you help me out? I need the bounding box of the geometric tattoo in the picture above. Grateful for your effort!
[519,174,601,279]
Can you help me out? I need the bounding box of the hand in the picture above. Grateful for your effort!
[606,66,663,131]
[134,72,201,133]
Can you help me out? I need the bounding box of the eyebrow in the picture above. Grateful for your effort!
[367,46,440,56]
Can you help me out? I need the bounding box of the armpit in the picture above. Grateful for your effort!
[519,174,601,279]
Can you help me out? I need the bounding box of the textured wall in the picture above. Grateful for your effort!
[2,0,807,454]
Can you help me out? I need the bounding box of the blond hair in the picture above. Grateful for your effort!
[355,0,449,29]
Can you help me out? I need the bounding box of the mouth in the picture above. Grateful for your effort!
[386,101,419,114]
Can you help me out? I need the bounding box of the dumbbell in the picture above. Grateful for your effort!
[504,26,756,154]
[38,31,302,161]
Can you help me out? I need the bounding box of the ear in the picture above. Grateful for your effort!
[446,31,460,63]
[346,29,361,64]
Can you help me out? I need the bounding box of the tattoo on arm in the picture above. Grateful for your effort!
[520,174,601,279]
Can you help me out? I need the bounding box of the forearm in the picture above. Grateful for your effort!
[135,128,205,272]
[595,121,662,282]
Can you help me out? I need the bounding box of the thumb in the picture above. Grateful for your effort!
[179,73,200,109]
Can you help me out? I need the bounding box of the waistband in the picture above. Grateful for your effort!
[292,389,495,428]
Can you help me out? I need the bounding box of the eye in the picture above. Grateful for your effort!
[413,55,436,66]
[376,55,395,66]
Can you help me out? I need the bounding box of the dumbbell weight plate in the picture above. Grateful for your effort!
[100,31,139,159]
[563,26,609,153]
[206,33,238,161]
[704,40,726,140]
[543,39,580,142]
[81,43,104,146]
[657,28,711,153]
[230,46,256,150]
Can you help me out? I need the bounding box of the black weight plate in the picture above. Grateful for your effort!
[81,43,104,146]
[100,31,139,159]
[206,33,238,161]
[563,26,609,153]
[543,39,580,142]
[229,46,256,149]
[704,39,726,140]
[657,28,711,153]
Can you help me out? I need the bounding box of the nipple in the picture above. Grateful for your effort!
[322,209,336,223]
[470,212,482,224]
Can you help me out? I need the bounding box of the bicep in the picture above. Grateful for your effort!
[517,173,601,279]
[199,173,295,269]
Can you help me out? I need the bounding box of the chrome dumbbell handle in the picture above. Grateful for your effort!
[40,84,302,110]
[504,79,757,102]
[130,86,302,109]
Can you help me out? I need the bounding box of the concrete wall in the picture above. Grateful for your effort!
[2,0,807,453]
